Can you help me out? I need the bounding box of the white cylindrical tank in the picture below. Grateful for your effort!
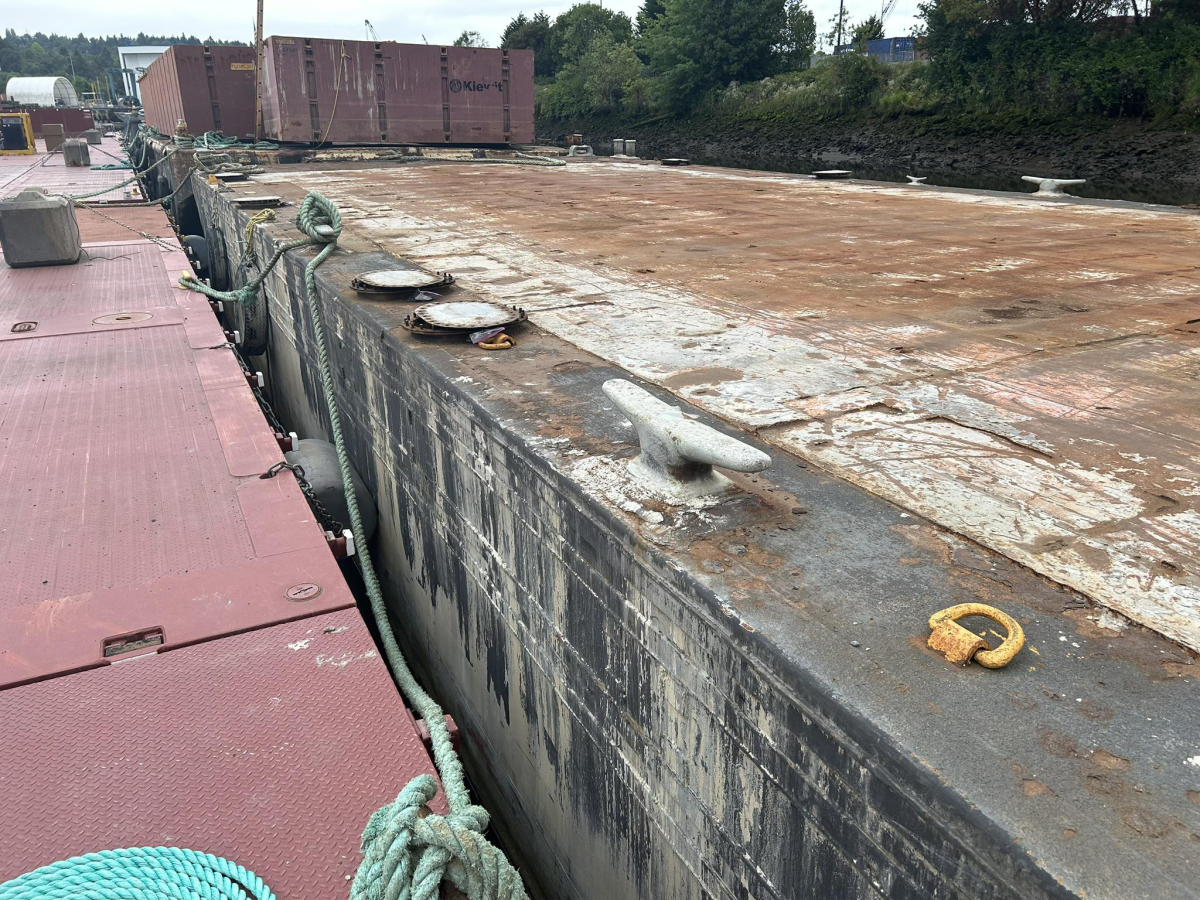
[5,76,80,107]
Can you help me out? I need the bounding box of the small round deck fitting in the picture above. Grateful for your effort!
[285,582,322,602]
[927,602,1025,668]
[93,311,153,325]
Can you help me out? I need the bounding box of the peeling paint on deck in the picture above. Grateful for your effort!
[253,161,1200,651]
[187,161,1200,900]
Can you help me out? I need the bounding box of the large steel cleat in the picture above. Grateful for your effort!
[1021,176,1086,197]
[603,379,771,498]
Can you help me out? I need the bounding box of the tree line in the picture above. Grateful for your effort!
[494,0,1200,125]
[1,31,247,102]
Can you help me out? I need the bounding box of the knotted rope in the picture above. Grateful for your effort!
[182,191,531,900]
[6,192,531,899]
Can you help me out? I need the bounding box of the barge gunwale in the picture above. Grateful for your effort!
[188,163,1200,900]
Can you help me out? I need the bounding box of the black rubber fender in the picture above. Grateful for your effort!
[227,259,269,356]
[205,226,230,292]
[284,439,377,542]
[182,235,209,280]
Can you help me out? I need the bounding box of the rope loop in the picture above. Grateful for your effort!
[296,191,342,245]
[176,189,530,900]
[353,775,522,900]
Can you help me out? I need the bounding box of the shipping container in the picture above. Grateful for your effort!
[24,106,95,138]
[261,38,534,145]
[139,45,258,138]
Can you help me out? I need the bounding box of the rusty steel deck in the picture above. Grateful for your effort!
[250,160,1200,653]
[181,154,1200,900]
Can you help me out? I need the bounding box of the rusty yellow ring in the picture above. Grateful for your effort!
[478,333,514,351]
[928,602,1025,668]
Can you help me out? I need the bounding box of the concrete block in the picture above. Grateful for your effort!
[80,129,102,145]
[42,124,65,153]
[623,139,637,158]
[612,138,625,156]
[0,189,82,268]
[62,139,90,167]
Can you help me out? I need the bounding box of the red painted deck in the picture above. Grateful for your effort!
[0,136,139,203]
[0,186,441,888]
[0,611,443,895]
[0,239,357,687]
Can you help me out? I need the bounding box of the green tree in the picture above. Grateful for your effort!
[501,12,556,77]
[779,0,817,69]
[454,30,485,47]
[550,3,634,71]
[637,0,668,33]
[641,0,786,107]
[538,31,646,115]
[583,33,644,108]
[851,14,884,44]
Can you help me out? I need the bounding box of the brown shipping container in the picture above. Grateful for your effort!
[262,38,534,145]
[24,107,95,138]
[140,45,258,138]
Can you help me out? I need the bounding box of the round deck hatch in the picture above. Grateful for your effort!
[357,269,446,290]
[413,300,520,330]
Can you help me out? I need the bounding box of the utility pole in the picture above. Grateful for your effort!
[836,0,845,53]
[254,0,265,142]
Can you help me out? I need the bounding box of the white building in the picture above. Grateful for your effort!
[117,46,169,101]
[4,76,79,107]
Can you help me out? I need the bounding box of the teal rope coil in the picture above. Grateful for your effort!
[180,193,530,900]
[0,847,274,900]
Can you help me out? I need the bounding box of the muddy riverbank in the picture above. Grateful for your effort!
[541,114,1200,206]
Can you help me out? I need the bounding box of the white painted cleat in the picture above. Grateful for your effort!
[906,175,927,185]
[1021,176,1086,197]
[603,379,771,498]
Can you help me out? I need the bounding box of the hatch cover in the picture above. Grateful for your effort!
[413,300,521,330]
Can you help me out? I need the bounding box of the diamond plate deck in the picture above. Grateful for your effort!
[0,136,137,202]
[0,239,354,687]
[0,611,445,896]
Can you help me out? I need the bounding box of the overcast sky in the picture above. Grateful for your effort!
[5,0,922,51]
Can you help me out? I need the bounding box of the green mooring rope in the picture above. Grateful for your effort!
[181,192,530,900]
[4,193,530,899]
[0,847,274,900]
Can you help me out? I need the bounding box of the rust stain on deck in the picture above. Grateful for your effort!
[249,161,1200,650]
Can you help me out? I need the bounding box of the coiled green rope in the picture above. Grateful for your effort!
[0,847,274,900]
[180,192,531,900]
